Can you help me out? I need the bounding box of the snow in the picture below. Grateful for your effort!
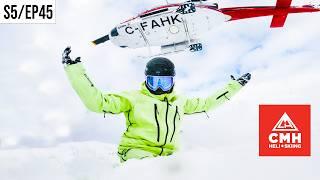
[0,142,118,180]
[0,141,319,180]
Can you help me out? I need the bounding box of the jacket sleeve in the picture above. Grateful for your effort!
[183,80,242,114]
[64,63,131,114]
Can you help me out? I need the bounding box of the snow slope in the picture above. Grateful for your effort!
[0,141,319,180]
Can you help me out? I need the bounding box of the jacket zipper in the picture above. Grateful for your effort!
[83,73,94,87]
[216,91,229,100]
[170,106,179,142]
[161,98,170,149]
[125,110,132,133]
[154,104,160,142]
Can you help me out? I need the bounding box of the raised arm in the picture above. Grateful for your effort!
[62,47,131,114]
[183,73,251,114]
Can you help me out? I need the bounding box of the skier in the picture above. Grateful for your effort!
[62,47,251,162]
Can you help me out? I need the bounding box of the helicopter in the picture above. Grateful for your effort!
[92,0,320,55]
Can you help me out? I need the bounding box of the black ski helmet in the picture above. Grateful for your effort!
[145,57,175,76]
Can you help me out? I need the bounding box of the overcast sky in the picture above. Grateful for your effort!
[0,0,320,179]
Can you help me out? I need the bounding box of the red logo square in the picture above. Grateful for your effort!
[259,105,311,156]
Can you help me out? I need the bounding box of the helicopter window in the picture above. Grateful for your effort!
[110,27,119,37]
[210,3,218,9]
[140,8,168,18]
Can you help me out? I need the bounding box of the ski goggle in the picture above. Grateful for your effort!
[146,76,174,91]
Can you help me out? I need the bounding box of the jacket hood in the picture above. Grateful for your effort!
[140,82,177,102]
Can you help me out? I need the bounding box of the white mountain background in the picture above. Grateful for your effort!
[0,0,319,179]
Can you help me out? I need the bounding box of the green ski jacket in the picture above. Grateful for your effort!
[65,63,243,161]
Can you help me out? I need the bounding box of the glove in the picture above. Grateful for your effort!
[231,73,251,86]
[62,46,81,65]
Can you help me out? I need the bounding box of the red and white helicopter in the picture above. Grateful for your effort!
[92,0,320,55]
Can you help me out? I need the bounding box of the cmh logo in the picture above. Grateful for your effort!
[259,105,310,156]
[268,112,301,148]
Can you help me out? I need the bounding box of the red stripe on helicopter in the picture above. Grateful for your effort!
[218,0,319,28]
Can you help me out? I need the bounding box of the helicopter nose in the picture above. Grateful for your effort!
[110,27,119,37]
